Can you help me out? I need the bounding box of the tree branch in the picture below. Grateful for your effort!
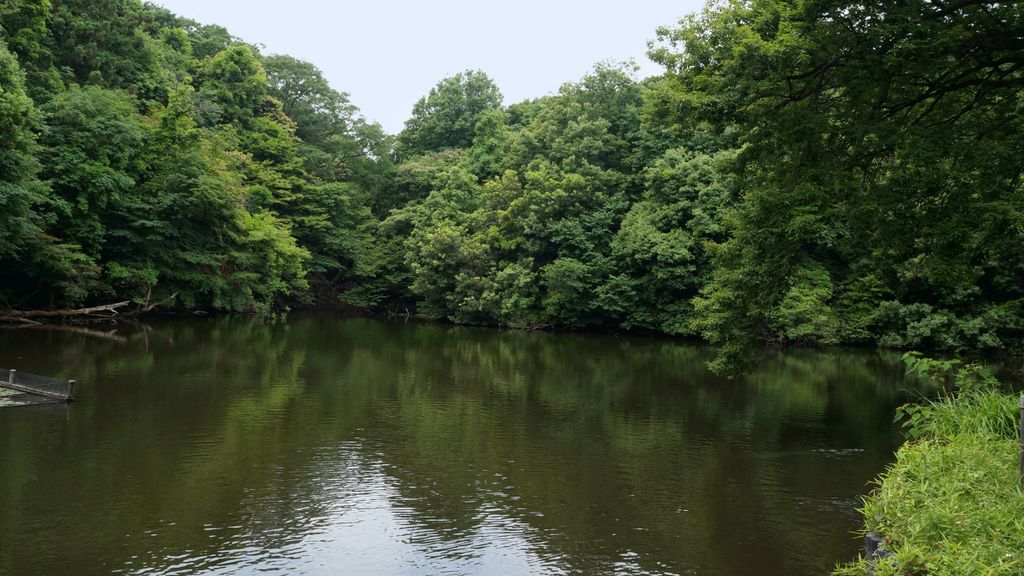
[0,301,131,319]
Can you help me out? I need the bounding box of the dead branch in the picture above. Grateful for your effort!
[136,293,178,315]
[0,301,131,319]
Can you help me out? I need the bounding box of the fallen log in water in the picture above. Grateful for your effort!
[0,293,179,326]
[0,301,131,322]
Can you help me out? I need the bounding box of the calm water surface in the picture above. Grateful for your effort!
[0,314,923,575]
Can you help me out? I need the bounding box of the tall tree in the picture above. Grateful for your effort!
[651,0,1024,370]
[398,69,503,155]
[263,55,355,145]
[0,39,45,260]
[47,0,171,100]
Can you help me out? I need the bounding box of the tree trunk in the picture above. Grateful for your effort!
[0,301,131,320]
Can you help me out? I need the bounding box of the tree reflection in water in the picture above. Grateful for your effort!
[0,314,931,576]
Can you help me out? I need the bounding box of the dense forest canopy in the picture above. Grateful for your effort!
[0,0,1021,369]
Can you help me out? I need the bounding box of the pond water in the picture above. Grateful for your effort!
[0,314,924,575]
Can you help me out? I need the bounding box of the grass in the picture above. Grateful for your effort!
[897,390,1019,441]
[834,357,1024,576]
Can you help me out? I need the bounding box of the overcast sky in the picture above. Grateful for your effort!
[151,0,704,134]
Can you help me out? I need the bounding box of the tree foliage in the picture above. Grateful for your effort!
[0,0,1019,366]
[398,70,503,156]
[0,0,382,313]
[650,0,1024,370]
[0,38,45,260]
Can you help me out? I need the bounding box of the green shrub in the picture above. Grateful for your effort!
[835,354,1024,575]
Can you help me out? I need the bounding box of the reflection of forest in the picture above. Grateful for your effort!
[0,315,926,576]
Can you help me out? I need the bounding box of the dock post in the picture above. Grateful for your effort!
[67,379,76,402]
[9,369,15,384]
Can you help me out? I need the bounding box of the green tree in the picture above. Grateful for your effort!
[0,0,62,97]
[39,86,145,264]
[652,0,1024,370]
[47,0,172,99]
[610,145,736,334]
[398,70,503,155]
[143,86,310,313]
[197,45,269,125]
[0,39,45,260]
[263,54,355,146]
